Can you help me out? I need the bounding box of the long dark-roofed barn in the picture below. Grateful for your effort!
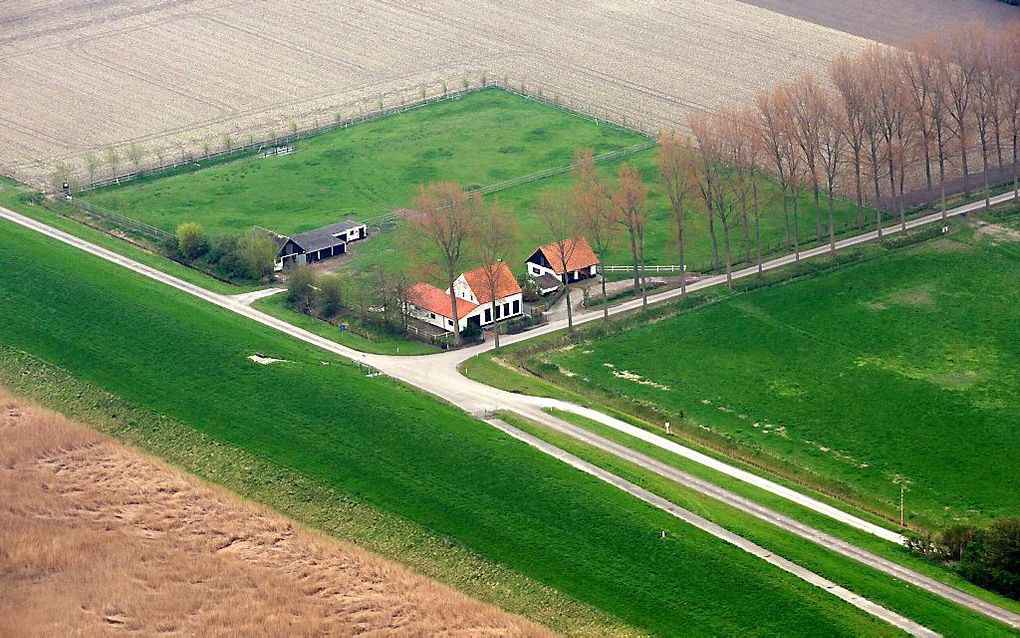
[272,221,367,271]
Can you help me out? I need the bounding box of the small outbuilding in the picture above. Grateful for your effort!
[525,236,599,290]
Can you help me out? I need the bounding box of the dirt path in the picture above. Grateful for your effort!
[0,389,549,637]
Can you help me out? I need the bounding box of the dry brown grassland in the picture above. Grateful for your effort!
[0,387,550,637]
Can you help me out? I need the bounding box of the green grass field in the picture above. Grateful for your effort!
[538,220,1020,527]
[0,219,905,636]
[84,87,876,281]
[83,89,643,236]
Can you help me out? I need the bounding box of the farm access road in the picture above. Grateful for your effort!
[3,190,1020,631]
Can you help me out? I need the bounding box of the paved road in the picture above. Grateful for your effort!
[3,190,1019,630]
[488,417,937,638]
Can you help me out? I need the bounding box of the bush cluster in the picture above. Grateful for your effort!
[909,517,1020,600]
[168,223,277,283]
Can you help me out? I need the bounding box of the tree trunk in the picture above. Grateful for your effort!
[740,197,751,263]
[792,193,801,263]
[827,184,836,253]
[639,238,648,308]
[853,147,864,229]
[677,227,687,300]
[780,184,791,250]
[564,278,573,331]
[937,127,948,219]
[960,124,970,197]
[812,180,823,244]
[923,137,933,207]
[601,271,609,321]
[755,214,763,278]
[707,211,720,271]
[870,142,882,210]
[979,129,990,209]
[628,229,639,293]
[721,216,733,289]
[447,274,461,346]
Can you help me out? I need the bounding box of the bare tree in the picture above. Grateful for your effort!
[105,146,120,183]
[915,34,957,218]
[756,87,795,250]
[817,89,845,252]
[538,190,581,329]
[738,109,771,277]
[830,53,869,228]
[657,130,694,299]
[127,142,145,174]
[712,119,741,288]
[573,148,617,318]
[689,111,722,269]
[411,182,477,345]
[899,42,938,205]
[1003,23,1020,200]
[154,146,165,169]
[941,23,982,197]
[83,152,99,187]
[788,73,826,243]
[971,24,998,208]
[475,198,518,349]
[612,164,649,306]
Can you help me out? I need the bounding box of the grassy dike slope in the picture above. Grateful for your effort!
[0,220,898,635]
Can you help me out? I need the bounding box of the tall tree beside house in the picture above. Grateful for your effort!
[572,148,617,319]
[411,182,477,346]
[538,190,582,330]
[475,198,519,349]
[612,163,649,306]
[657,130,695,299]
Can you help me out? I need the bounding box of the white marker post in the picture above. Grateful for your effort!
[664,421,670,435]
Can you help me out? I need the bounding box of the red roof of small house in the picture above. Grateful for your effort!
[535,236,599,274]
[407,283,477,319]
[461,262,522,304]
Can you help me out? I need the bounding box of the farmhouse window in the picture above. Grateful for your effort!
[512,299,520,314]
[484,308,492,323]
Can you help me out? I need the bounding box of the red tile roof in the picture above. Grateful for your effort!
[535,236,599,275]
[407,283,477,319]
[461,262,522,304]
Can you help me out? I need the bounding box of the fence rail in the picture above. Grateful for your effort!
[49,197,172,242]
[601,264,686,274]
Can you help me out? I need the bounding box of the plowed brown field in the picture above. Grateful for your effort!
[2,0,1014,185]
[0,388,549,637]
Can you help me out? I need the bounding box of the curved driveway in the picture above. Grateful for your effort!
[3,189,1018,630]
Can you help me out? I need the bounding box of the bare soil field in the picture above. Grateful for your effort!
[0,388,548,637]
[1,0,1013,185]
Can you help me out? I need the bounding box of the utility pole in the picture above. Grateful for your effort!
[899,484,905,529]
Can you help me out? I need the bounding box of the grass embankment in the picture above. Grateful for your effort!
[500,410,1017,636]
[0,176,258,295]
[0,219,901,636]
[252,293,438,355]
[469,210,1020,529]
